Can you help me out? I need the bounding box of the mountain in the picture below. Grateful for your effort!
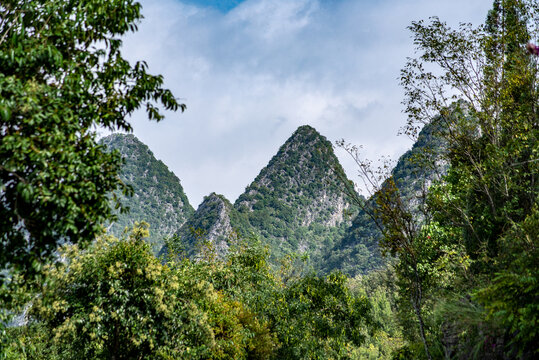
[161,192,255,259]
[102,125,443,277]
[234,125,355,262]
[99,134,194,253]
[160,125,355,264]
[321,121,446,276]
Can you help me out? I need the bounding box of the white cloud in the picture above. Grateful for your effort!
[121,0,492,207]
[228,0,318,41]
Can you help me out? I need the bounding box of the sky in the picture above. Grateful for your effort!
[116,0,492,207]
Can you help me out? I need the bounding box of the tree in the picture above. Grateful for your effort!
[398,0,539,356]
[173,232,377,360]
[272,272,374,360]
[474,206,539,356]
[401,0,538,270]
[335,139,452,360]
[0,0,184,282]
[21,224,266,359]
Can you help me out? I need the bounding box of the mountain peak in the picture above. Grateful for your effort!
[293,124,317,135]
[203,192,231,206]
[163,192,252,259]
[286,125,325,147]
[234,125,353,260]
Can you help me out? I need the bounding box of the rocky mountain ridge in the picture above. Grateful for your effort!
[233,126,355,258]
[162,192,254,259]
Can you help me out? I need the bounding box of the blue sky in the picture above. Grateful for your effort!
[182,0,246,11]
[119,0,492,207]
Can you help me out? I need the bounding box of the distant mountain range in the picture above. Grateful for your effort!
[101,123,442,276]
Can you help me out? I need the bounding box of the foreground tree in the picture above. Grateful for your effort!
[335,1,537,358]
[4,226,383,359]
[401,0,538,267]
[184,235,377,360]
[0,0,183,283]
[398,0,538,357]
[10,224,266,359]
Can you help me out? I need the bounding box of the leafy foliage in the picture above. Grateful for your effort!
[10,224,274,359]
[474,208,539,356]
[4,1,539,359]
[348,266,404,360]
[325,120,446,277]
[273,273,373,359]
[5,226,379,359]
[391,0,539,357]
[0,0,183,282]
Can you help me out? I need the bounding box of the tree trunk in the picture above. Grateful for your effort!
[413,265,432,360]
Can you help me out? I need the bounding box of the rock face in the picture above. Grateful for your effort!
[100,134,194,253]
[234,125,355,261]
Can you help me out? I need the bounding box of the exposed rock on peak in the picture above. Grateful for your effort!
[186,192,234,256]
[162,192,255,259]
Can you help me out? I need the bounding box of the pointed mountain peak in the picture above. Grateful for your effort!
[257,125,337,181]
[283,125,328,150]
[100,133,143,148]
[291,124,318,136]
[99,133,157,167]
[201,192,232,207]
[235,126,353,260]
[163,192,254,259]
[238,125,341,203]
[101,132,136,141]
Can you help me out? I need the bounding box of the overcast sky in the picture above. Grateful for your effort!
[117,0,492,207]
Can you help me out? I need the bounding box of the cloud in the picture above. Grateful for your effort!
[121,0,491,207]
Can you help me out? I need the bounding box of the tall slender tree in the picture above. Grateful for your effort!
[401,0,538,271]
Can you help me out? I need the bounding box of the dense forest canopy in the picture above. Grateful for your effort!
[1,0,538,359]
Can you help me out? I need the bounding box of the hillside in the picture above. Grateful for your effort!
[101,126,443,276]
[161,192,255,259]
[234,125,355,262]
[100,134,194,253]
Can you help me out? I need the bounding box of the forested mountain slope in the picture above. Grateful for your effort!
[100,134,194,253]
[160,192,256,259]
[234,125,355,262]
[103,124,443,275]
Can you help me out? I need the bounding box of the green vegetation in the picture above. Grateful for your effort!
[161,193,255,259]
[371,0,538,358]
[3,224,383,359]
[324,121,446,277]
[235,125,355,267]
[158,125,361,270]
[2,0,538,358]
[0,0,182,332]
